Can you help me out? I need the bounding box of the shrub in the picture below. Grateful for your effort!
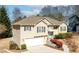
[65,32,72,38]
[55,34,64,39]
[16,46,20,50]
[0,30,12,38]
[50,39,63,48]
[9,41,19,50]
[54,33,72,39]
[21,44,26,50]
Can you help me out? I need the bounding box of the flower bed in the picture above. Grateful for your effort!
[50,39,64,48]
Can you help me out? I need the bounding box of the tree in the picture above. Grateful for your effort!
[13,8,25,23]
[74,5,79,16]
[40,6,52,16]
[47,13,64,21]
[39,6,64,21]
[0,24,7,33]
[23,15,27,19]
[0,6,12,38]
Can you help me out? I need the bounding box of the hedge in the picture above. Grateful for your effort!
[9,41,20,50]
[21,44,27,50]
[54,33,72,39]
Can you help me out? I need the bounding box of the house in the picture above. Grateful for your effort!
[67,15,79,32]
[12,16,67,48]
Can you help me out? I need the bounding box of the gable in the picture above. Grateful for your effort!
[59,23,67,27]
[35,21,48,27]
[35,18,53,26]
[42,19,52,25]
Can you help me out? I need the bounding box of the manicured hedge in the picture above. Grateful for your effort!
[21,44,27,50]
[9,41,20,50]
[54,33,72,39]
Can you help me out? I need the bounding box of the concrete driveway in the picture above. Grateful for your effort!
[3,45,64,53]
[23,45,64,53]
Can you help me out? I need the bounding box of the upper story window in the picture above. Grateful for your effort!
[13,25,20,30]
[24,26,31,31]
[37,26,45,33]
[60,26,66,31]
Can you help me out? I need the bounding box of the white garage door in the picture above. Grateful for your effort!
[24,37,46,47]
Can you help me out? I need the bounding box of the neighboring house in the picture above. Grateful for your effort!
[67,15,79,32]
[12,16,67,48]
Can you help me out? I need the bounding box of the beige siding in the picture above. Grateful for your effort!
[53,29,59,35]
[58,23,67,33]
[12,25,20,45]
[34,21,48,37]
[48,23,67,35]
[43,19,51,25]
[20,26,34,44]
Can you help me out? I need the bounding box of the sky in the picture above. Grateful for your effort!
[6,5,44,21]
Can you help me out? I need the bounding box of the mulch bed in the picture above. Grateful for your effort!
[44,44,64,51]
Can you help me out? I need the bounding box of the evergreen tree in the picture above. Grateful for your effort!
[0,6,12,38]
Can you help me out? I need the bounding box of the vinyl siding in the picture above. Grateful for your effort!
[12,25,20,45]
[34,21,48,37]
[58,23,67,33]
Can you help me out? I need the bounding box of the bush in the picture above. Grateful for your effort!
[21,44,26,50]
[55,34,64,39]
[0,30,12,38]
[65,32,72,38]
[54,33,72,39]
[9,41,19,50]
[50,39,63,48]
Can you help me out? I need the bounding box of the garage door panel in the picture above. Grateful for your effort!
[24,37,45,47]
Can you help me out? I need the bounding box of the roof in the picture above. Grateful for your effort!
[44,17,63,25]
[13,16,63,26]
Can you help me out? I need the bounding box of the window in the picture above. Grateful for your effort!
[37,26,45,33]
[60,26,66,31]
[63,26,66,31]
[24,26,31,31]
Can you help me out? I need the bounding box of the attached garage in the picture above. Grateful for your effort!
[24,37,46,47]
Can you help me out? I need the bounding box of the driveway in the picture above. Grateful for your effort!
[23,45,64,53]
[2,45,64,53]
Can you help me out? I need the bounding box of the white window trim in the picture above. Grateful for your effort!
[60,26,66,31]
[24,26,31,31]
[37,26,45,33]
